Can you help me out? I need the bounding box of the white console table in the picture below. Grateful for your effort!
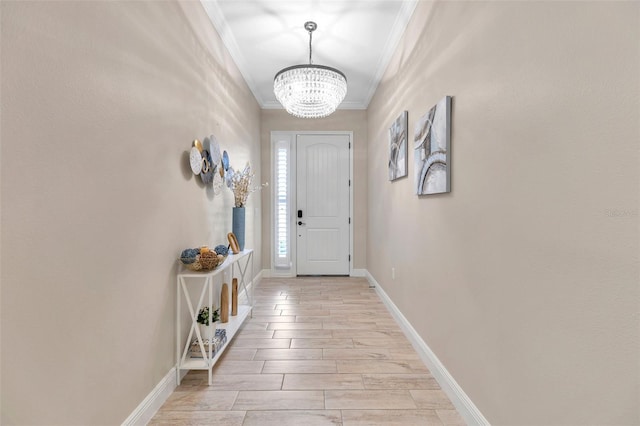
[176,249,253,385]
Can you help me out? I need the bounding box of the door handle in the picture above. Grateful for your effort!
[298,221,306,226]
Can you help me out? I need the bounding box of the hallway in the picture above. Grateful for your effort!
[150,277,465,425]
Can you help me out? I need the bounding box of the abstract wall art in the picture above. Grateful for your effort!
[414,96,451,195]
[388,110,408,181]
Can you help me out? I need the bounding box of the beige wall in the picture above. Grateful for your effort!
[260,109,367,271]
[1,1,261,424]
[367,1,639,425]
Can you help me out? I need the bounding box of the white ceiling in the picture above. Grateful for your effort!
[201,0,418,110]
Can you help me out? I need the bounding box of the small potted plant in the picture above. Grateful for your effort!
[197,306,220,340]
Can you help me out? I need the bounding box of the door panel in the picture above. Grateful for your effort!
[307,229,340,261]
[296,134,350,275]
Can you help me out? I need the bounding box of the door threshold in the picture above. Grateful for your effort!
[296,275,350,277]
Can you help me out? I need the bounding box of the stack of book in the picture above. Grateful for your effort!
[189,328,227,358]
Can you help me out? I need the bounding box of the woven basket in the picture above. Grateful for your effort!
[180,253,227,271]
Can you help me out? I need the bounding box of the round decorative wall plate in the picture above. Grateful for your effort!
[222,150,230,171]
[200,150,214,184]
[189,147,203,175]
[213,170,223,195]
[209,135,222,167]
[225,166,234,188]
[202,136,211,154]
[192,139,203,153]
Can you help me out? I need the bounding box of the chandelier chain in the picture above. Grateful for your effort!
[308,28,313,64]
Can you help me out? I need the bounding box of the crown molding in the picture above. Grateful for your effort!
[362,0,418,108]
[199,0,265,106]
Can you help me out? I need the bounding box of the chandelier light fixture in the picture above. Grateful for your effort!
[274,21,347,119]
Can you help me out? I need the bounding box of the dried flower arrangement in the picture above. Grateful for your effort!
[226,162,267,208]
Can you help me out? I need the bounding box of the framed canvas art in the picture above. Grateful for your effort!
[414,96,451,195]
[388,111,408,181]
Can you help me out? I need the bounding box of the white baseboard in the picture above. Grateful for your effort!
[350,268,367,277]
[365,271,490,426]
[263,268,298,278]
[121,367,186,426]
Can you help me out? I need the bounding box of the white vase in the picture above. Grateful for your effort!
[198,323,215,341]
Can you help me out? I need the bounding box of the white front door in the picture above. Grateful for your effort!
[296,134,350,275]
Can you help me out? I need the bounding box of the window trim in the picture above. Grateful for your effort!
[273,139,291,270]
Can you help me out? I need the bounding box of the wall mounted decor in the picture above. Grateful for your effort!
[223,151,232,186]
[193,139,203,153]
[188,137,221,184]
[222,151,229,173]
[200,149,214,184]
[389,111,408,181]
[199,135,224,185]
[208,135,222,168]
[414,96,451,195]
[212,172,223,195]
[189,146,203,175]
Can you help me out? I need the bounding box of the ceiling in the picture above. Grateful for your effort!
[200,0,418,110]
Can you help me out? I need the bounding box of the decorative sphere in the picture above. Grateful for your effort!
[199,251,218,269]
[180,248,199,263]
[214,245,229,256]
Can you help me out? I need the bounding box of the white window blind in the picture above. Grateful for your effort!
[274,140,290,269]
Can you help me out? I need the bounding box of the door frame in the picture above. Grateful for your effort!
[270,131,354,277]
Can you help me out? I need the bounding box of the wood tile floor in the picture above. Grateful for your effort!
[150,277,465,425]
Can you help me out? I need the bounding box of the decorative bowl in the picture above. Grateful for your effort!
[179,248,227,271]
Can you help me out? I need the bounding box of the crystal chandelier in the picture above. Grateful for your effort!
[274,21,347,119]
